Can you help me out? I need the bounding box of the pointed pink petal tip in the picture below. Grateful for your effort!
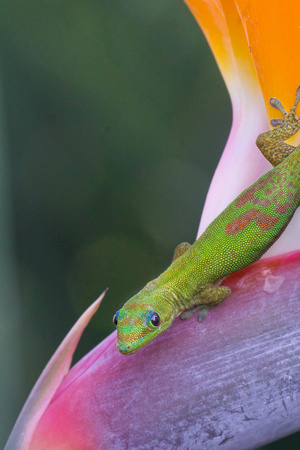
[5,290,107,450]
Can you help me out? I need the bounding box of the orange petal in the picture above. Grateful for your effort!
[235,0,300,135]
[185,0,259,101]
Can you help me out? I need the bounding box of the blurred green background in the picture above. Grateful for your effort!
[0,1,298,448]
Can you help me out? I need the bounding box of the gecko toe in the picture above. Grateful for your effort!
[270,97,287,116]
[270,118,284,127]
[197,309,208,322]
[291,84,300,112]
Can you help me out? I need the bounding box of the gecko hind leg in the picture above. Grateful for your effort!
[172,242,191,262]
[256,85,300,167]
[180,286,231,322]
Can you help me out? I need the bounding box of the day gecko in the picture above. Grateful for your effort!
[113,87,300,355]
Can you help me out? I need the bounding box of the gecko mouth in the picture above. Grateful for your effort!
[116,340,145,355]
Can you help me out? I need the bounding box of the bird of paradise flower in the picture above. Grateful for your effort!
[6,0,300,449]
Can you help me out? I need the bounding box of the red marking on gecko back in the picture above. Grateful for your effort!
[225,209,279,235]
[259,198,272,208]
[274,203,292,214]
[236,187,257,208]
[236,172,274,208]
[287,190,295,199]
[265,188,273,196]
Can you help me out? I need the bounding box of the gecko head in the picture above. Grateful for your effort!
[113,292,175,355]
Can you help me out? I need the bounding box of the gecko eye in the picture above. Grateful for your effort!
[113,310,119,326]
[147,311,161,328]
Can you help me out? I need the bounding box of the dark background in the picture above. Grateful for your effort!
[0,1,298,448]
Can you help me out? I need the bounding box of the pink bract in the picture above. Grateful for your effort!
[28,251,300,449]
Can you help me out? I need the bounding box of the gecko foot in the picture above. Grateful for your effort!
[270,85,300,129]
[179,307,214,323]
[180,304,205,320]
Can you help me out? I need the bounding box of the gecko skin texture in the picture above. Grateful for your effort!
[114,87,300,355]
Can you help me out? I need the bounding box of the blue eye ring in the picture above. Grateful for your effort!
[113,310,119,326]
[147,311,161,328]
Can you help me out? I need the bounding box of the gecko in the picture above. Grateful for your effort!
[113,87,300,355]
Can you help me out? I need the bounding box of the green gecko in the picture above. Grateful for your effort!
[113,87,300,355]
